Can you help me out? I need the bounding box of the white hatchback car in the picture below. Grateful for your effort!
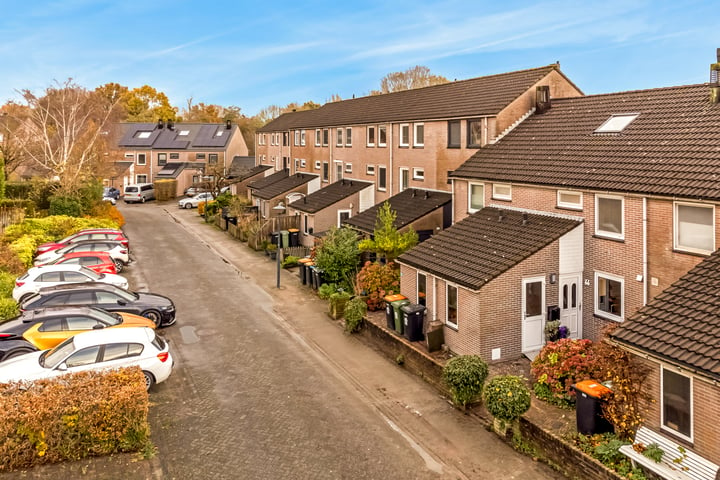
[13,265,129,302]
[0,326,173,390]
[178,192,214,209]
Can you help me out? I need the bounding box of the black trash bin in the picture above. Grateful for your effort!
[401,303,426,342]
[288,228,300,247]
[269,232,279,246]
[298,259,312,285]
[573,380,613,435]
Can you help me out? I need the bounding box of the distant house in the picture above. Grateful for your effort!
[287,179,374,247]
[248,170,320,219]
[610,249,720,464]
[114,120,249,195]
[256,64,582,201]
[397,207,582,360]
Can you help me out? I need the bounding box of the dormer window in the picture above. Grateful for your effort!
[594,114,639,134]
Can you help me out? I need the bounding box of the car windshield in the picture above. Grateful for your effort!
[92,309,123,326]
[42,337,77,368]
[78,266,101,280]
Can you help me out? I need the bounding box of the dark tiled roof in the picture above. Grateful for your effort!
[118,122,236,150]
[155,162,205,179]
[248,169,289,190]
[229,164,271,182]
[611,250,720,381]
[398,207,582,291]
[344,188,452,234]
[252,173,319,200]
[289,179,373,213]
[228,156,256,176]
[258,65,566,131]
[452,83,720,200]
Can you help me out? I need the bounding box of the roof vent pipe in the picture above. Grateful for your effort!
[226,120,231,129]
[157,119,164,129]
[424,191,429,199]
[412,189,416,197]
[522,213,529,225]
[498,212,504,222]
[167,119,174,130]
[710,48,720,103]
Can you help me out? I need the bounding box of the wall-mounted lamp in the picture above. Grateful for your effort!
[549,273,557,284]
[273,201,286,211]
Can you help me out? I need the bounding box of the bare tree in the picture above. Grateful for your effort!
[371,66,449,95]
[14,79,121,194]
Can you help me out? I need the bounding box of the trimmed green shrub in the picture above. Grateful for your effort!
[48,196,83,217]
[0,298,19,322]
[442,355,489,408]
[0,367,151,471]
[0,271,17,298]
[484,375,532,421]
[343,296,367,333]
[318,283,338,300]
[281,255,300,268]
[313,226,360,289]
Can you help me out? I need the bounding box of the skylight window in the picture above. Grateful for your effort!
[178,130,190,136]
[595,114,639,134]
[215,130,224,137]
[136,131,152,139]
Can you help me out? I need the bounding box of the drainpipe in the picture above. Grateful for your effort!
[388,124,394,196]
[329,128,333,181]
[432,275,437,322]
[642,197,648,306]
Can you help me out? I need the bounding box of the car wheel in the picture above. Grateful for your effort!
[184,203,192,209]
[141,196,146,203]
[114,260,124,273]
[18,293,34,303]
[143,310,162,327]
[142,371,155,390]
[4,347,35,360]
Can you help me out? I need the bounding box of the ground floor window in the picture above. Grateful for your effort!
[136,175,148,183]
[661,367,692,440]
[417,273,426,306]
[595,272,623,320]
[446,284,458,328]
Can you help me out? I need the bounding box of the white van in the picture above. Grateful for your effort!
[123,183,155,203]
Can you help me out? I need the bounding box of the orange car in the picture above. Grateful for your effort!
[0,306,155,361]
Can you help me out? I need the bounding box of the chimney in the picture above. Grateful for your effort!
[157,119,164,129]
[710,48,720,103]
[535,86,551,113]
[226,119,231,129]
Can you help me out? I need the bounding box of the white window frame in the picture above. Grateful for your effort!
[417,272,427,306]
[337,209,351,227]
[594,271,624,322]
[399,167,410,192]
[378,125,387,147]
[336,128,343,147]
[345,163,352,173]
[366,126,376,147]
[412,168,424,181]
[136,153,146,166]
[314,160,321,170]
[300,159,306,168]
[345,127,352,147]
[366,165,375,176]
[300,130,306,146]
[492,183,511,201]
[322,129,329,147]
[674,202,715,255]
[557,190,583,210]
[660,366,693,442]
[595,113,639,134]
[413,123,424,147]
[595,194,624,240]
[294,130,300,146]
[377,166,387,191]
[315,129,321,146]
[124,153,135,159]
[468,183,484,213]
[399,124,410,147]
[136,174,148,183]
[446,283,458,329]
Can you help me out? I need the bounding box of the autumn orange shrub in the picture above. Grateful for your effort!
[89,202,125,228]
[0,367,150,471]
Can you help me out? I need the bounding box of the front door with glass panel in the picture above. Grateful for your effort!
[559,275,580,338]
[522,277,545,352]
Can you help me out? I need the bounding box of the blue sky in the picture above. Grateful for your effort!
[0,0,717,117]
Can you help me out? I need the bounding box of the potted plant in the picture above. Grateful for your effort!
[329,290,351,320]
[484,375,532,437]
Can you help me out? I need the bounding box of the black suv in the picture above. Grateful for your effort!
[20,283,176,327]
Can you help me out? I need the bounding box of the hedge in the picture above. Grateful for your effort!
[0,367,151,471]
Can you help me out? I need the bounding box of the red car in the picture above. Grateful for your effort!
[35,229,129,256]
[43,251,118,275]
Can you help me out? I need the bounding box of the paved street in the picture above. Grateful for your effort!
[6,201,565,479]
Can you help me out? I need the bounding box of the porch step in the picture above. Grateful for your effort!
[523,350,541,362]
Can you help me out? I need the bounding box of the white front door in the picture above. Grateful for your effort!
[559,275,581,338]
[522,277,545,352]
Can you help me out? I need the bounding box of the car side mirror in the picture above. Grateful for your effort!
[92,324,104,329]
[117,300,126,306]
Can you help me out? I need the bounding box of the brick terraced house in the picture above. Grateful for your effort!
[255,65,582,203]
[611,249,720,465]
[428,81,720,359]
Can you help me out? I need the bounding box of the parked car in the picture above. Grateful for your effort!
[0,306,156,361]
[13,265,129,303]
[123,183,155,203]
[34,240,130,271]
[20,283,177,327]
[45,251,118,275]
[184,185,207,197]
[103,187,121,205]
[0,326,173,390]
[35,229,128,256]
[178,192,215,209]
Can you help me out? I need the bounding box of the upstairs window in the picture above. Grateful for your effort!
[157,153,167,166]
[315,129,321,146]
[492,184,511,201]
[345,127,352,146]
[209,153,218,164]
[467,119,483,148]
[557,190,583,210]
[367,126,376,147]
[596,195,624,239]
[413,123,424,147]
[378,125,387,147]
[448,121,461,148]
[399,124,410,147]
[336,128,343,147]
[675,203,714,254]
[294,131,300,146]
[322,129,329,147]
[300,130,306,146]
[137,153,146,165]
[469,183,484,212]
